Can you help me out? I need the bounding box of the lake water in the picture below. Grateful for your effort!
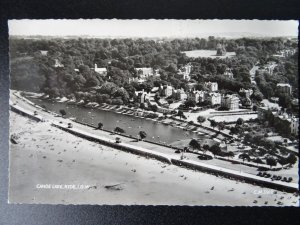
[183,50,236,59]
[28,98,204,144]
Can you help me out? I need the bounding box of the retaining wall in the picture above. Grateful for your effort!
[171,159,298,193]
[10,105,42,122]
[52,123,171,164]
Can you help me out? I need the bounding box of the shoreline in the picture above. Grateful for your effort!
[10,91,299,194]
[9,111,299,205]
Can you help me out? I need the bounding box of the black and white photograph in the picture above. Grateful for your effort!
[8,19,299,206]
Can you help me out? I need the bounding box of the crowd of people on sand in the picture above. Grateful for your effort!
[10,111,299,206]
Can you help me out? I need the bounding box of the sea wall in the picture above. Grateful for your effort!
[10,98,298,194]
[51,123,172,164]
[10,105,42,122]
[171,159,298,193]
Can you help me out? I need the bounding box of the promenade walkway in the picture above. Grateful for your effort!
[10,91,298,193]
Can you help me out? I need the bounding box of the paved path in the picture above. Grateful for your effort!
[10,91,298,191]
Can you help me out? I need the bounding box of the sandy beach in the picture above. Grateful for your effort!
[9,112,299,206]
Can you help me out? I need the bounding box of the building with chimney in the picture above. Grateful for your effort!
[173,89,188,101]
[192,90,206,103]
[94,64,107,76]
[206,92,221,106]
[135,89,150,104]
[221,94,240,110]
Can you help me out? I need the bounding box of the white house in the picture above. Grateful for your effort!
[178,63,192,81]
[173,89,188,101]
[192,90,206,103]
[239,88,253,98]
[40,50,48,56]
[135,67,159,79]
[206,92,221,106]
[276,83,292,95]
[204,82,218,92]
[94,64,107,76]
[135,90,150,104]
[290,117,299,135]
[221,94,240,110]
[54,59,64,68]
[163,85,174,97]
[223,68,234,79]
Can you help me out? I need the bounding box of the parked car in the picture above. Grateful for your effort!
[115,137,121,143]
[68,123,73,128]
[34,111,38,116]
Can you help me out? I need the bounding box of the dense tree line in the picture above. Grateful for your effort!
[10,36,297,105]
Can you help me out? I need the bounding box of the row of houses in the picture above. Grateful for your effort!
[135,84,240,110]
[273,48,297,58]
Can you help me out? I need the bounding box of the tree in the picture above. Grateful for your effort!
[278,95,292,109]
[217,122,225,132]
[210,120,217,130]
[98,122,103,130]
[236,118,244,126]
[277,157,287,168]
[140,103,145,109]
[185,99,196,108]
[149,104,158,112]
[253,157,263,166]
[286,153,297,166]
[139,131,147,140]
[188,120,194,125]
[59,109,66,117]
[209,144,221,158]
[177,110,185,119]
[86,76,100,87]
[202,144,209,154]
[266,157,277,168]
[114,127,125,134]
[239,153,250,162]
[226,151,235,159]
[189,139,200,151]
[197,116,206,124]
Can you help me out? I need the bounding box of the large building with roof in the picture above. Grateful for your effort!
[221,94,239,110]
[276,83,292,95]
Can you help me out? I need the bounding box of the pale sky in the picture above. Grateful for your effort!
[8,19,298,38]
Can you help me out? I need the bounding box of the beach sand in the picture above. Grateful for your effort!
[9,112,299,206]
